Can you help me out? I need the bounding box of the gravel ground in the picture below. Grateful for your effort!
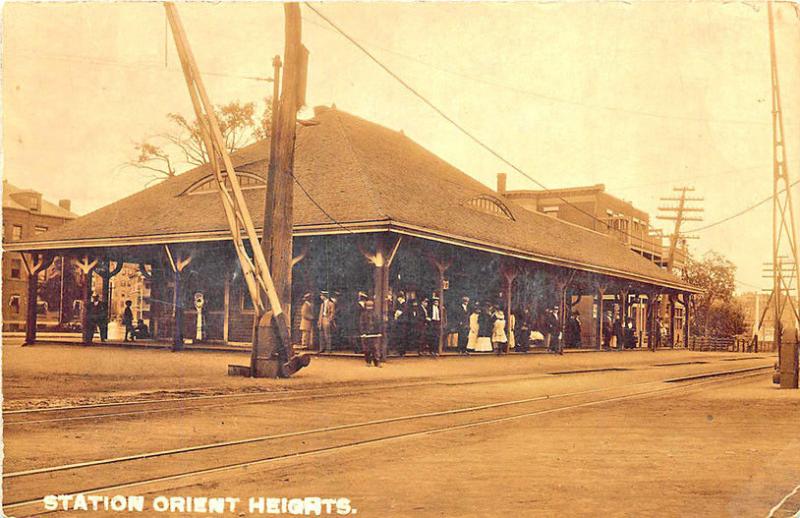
[1,338,772,409]
[12,375,798,518]
[3,340,796,517]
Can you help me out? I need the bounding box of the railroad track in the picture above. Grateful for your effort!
[3,365,771,515]
[3,356,771,427]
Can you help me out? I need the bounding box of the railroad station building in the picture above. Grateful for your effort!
[6,106,699,352]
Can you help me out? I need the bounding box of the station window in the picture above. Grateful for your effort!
[9,295,21,314]
[542,206,559,217]
[10,258,22,279]
[11,225,22,241]
[241,288,255,312]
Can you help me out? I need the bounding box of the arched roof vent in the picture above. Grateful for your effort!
[181,171,266,196]
[464,194,515,221]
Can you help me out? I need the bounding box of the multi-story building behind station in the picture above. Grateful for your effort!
[2,181,77,330]
[496,176,688,272]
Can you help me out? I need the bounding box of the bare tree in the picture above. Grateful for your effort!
[124,98,272,185]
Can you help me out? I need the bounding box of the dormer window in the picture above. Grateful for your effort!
[182,172,266,196]
[465,195,515,221]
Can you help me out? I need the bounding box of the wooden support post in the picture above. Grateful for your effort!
[25,267,39,345]
[668,293,677,347]
[436,264,449,354]
[173,268,183,351]
[553,271,575,353]
[619,287,630,350]
[498,260,518,352]
[21,253,53,345]
[72,255,98,344]
[97,259,124,321]
[682,292,691,349]
[596,286,606,350]
[362,234,403,360]
[165,245,192,352]
[644,293,655,351]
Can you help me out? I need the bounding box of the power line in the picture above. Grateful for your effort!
[304,3,692,248]
[686,178,800,233]
[16,50,273,83]
[302,13,787,128]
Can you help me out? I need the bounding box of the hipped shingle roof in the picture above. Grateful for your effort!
[8,107,693,291]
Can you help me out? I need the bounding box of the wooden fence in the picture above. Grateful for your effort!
[688,335,768,353]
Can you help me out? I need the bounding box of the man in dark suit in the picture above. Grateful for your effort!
[456,296,471,355]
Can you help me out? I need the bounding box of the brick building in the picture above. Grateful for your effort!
[497,177,689,344]
[497,179,688,272]
[3,181,77,330]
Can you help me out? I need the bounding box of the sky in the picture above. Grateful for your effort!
[3,1,800,292]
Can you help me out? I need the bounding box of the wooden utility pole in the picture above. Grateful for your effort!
[164,2,307,377]
[656,186,704,274]
[254,3,308,377]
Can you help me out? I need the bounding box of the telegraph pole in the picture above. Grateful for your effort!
[656,186,704,274]
[767,1,800,388]
[253,3,308,378]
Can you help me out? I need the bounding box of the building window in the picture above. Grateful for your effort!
[11,225,22,241]
[10,258,22,279]
[542,205,559,217]
[241,290,255,312]
[34,225,48,235]
[9,295,21,314]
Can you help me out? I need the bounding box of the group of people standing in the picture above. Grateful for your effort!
[297,290,387,366]
[85,294,149,343]
[296,289,605,361]
[389,292,445,357]
[453,297,580,356]
[601,315,641,350]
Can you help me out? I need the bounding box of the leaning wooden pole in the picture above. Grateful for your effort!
[164,3,306,377]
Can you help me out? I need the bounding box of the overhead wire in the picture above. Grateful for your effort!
[16,50,273,83]
[301,13,788,128]
[304,2,713,247]
[305,3,800,255]
[686,178,800,233]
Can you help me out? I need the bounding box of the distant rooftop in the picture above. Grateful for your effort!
[3,180,77,219]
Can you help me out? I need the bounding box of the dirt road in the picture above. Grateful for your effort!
[2,342,797,517]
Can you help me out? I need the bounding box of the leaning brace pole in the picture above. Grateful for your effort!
[163,3,292,358]
[767,1,800,383]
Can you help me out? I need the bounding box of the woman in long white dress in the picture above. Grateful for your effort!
[507,311,516,351]
[492,309,508,354]
[473,305,493,352]
[467,308,480,351]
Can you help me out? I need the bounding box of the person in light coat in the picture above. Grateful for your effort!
[318,291,335,353]
[491,307,509,355]
[299,293,315,348]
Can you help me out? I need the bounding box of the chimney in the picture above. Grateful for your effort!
[59,199,71,212]
[496,173,507,195]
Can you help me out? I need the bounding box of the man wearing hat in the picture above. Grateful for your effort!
[359,297,382,367]
[299,293,315,349]
[318,291,335,353]
[456,296,471,355]
[352,291,369,353]
[89,293,108,343]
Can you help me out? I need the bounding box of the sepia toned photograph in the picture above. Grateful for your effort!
[1,1,799,516]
